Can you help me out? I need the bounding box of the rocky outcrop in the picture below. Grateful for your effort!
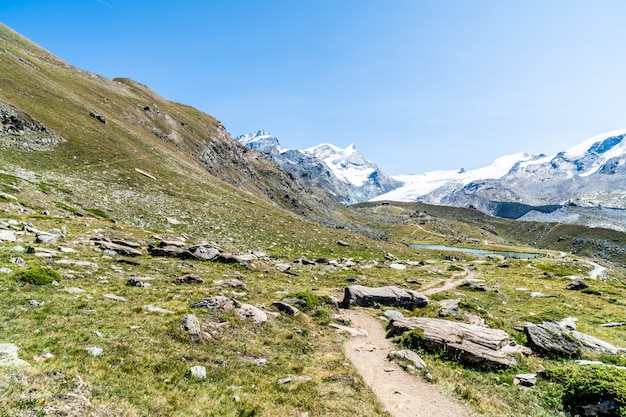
[389,317,525,369]
[341,285,429,309]
[0,101,66,150]
[524,320,619,358]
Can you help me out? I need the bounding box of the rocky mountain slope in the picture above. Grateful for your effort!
[374,130,626,230]
[236,130,401,204]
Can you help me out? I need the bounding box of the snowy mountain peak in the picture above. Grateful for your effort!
[563,128,626,159]
[305,143,376,186]
[235,130,283,152]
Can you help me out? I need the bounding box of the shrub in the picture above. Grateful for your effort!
[545,365,626,416]
[14,267,61,285]
[286,291,333,312]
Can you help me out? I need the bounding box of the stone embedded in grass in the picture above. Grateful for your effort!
[190,366,206,380]
[389,350,427,369]
[0,230,16,242]
[237,304,267,325]
[180,314,212,343]
[143,304,174,314]
[191,296,239,313]
[34,352,55,362]
[0,343,31,367]
[86,346,103,356]
[103,293,128,302]
[174,273,205,284]
[389,263,406,270]
[438,299,461,317]
[566,280,589,290]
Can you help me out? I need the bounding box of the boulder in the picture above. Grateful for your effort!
[35,232,58,244]
[175,274,205,284]
[272,301,300,316]
[187,245,220,260]
[566,280,590,290]
[147,244,185,257]
[237,304,267,325]
[97,241,142,257]
[389,317,519,369]
[388,349,427,369]
[524,320,619,358]
[191,296,239,313]
[190,366,206,380]
[180,314,212,342]
[341,285,429,309]
[0,230,16,242]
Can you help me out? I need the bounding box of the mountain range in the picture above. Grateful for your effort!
[237,127,626,230]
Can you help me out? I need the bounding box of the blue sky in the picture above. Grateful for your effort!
[2,1,626,174]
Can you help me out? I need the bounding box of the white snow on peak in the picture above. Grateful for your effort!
[563,128,626,159]
[235,130,289,153]
[372,152,533,202]
[305,143,375,187]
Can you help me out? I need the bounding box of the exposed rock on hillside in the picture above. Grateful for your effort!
[388,317,525,369]
[0,101,65,149]
[341,285,429,309]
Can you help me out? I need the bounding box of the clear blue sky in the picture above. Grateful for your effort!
[3,1,626,174]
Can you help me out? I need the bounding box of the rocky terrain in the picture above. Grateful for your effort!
[1,23,626,417]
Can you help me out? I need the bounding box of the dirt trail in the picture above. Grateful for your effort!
[342,308,473,417]
[421,267,480,296]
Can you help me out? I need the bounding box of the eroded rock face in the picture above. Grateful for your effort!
[341,285,429,309]
[0,102,65,150]
[524,320,619,358]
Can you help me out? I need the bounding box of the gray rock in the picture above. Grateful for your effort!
[143,304,174,314]
[10,257,25,265]
[191,296,239,313]
[187,245,220,260]
[190,366,206,380]
[85,346,103,356]
[524,320,619,358]
[0,230,17,242]
[438,299,461,317]
[341,285,429,309]
[0,343,31,367]
[180,314,212,342]
[36,232,58,244]
[174,273,205,284]
[237,304,267,325]
[272,301,300,316]
[514,373,537,387]
[125,278,146,287]
[103,294,128,302]
[97,241,142,257]
[383,310,404,320]
[566,280,590,290]
[388,350,427,369]
[0,267,11,274]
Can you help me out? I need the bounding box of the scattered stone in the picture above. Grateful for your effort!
[337,240,350,247]
[134,168,156,180]
[0,343,31,367]
[0,267,11,274]
[96,241,142,257]
[272,301,300,316]
[110,239,141,248]
[557,317,578,331]
[0,230,17,242]
[89,112,106,124]
[191,296,239,313]
[187,245,220,260]
[566,280,590,290]
[213,278,247,290]
[28,299,44,306]
[35,232,58,244]
[103,294,128,302]
[85,346,103,356]
[180,314,212,342]
[438,299,461,317]
[389,317,520,369]
[159,239,186,247]
[383,310,404,320]
[514,373,537,388]
[389,263,406,270]
[388,350,427,369]
[341,285,429,309]
[237,304,267,325]
[61,287,86,294]
[143,304,174,314]
[275,263,291,273]
[58,246,75,253]
[175,273,205,284]
[34,352,55,362]
[190,366,206,380]
[126,278,146,287]
[166,217,181,225]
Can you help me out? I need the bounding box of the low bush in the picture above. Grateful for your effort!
[13,267,61,285]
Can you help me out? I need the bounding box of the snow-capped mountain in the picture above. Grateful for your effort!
[235,130,401,204]
[374,129,626,230]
